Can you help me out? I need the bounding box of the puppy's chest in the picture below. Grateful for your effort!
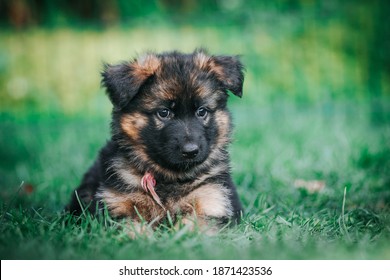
[98,178,232,222]
[153,179,203,200]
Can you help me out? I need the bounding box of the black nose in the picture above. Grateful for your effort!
[181,143,199,159]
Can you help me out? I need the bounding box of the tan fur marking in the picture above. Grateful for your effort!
[132,53,161,82]
[141,79,178,112]
[97,188,165,221]
[97,188,134,217]
[208,59,227,81]
[154,79,178,100]
[137,54,160,69]
[194,79,215,99]
[129,192,165,221]
[117,170,140,187]
[194,51,210,70]
[214,110,230,147]
[189,70,223,110]
[181,184,233,218]
[194,52,228,84]
[106,159,141,191]
[172,183,233,234]
[140,98,161,112]
[120,113,148,141]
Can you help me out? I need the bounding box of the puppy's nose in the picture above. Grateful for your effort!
[181,143,199,159]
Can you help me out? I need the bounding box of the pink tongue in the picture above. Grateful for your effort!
[141,172,165,210]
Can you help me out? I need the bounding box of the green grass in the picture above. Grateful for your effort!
[0,100,389,259]
[1,23,386,112]
[0,11,390,259]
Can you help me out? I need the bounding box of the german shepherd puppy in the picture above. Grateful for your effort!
[66,49,244,233]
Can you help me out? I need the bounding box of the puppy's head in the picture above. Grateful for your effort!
[102,49,244,174]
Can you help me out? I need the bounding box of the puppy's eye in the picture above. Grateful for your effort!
[157,108,171,119]
[196,107,208,118]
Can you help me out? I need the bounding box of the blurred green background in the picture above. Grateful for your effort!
[1,0,389,113]
[0,0,390,259]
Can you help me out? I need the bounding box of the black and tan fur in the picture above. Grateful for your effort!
[66,49,244,232]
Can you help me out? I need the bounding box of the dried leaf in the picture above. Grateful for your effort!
[21,183,34,195]
[294,179,326,193]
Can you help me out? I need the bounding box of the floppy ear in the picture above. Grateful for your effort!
[194,50,245,97]
[102,54,160,109]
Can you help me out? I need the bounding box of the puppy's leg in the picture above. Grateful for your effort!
[97,188,165,237]
[175,184,234,234]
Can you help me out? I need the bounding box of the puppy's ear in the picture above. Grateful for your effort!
[102,54,160,109]
[194,50,245,97]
